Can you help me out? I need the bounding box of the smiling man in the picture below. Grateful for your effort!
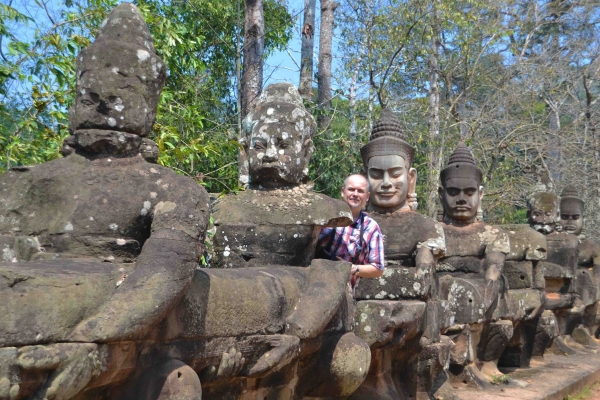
[317,174,385,280]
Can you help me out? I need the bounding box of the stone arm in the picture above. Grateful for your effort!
[415,246,436,297]
[69,192,208,343]
[483,251,506,313]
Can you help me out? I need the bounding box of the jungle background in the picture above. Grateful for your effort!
[1,0,600,235]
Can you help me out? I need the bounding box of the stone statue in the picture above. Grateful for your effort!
[202,83,370,398]
[436,142,512,388]
[350,109,452,400]
[558,185,600,348]
[212,83,351,267]
[493,226,548,368]
[527,189,579,353]
[0,3,209,399]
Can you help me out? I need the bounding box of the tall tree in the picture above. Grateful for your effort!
[317,0,338,132]
[241,0,265,118]
[299,0,316,100]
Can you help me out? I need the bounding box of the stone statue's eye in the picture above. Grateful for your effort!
[81,99,94,106]
[278,139,292,148]
[368,170,382,179]
[252,139,266,150]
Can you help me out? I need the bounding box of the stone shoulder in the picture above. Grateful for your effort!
[495,224,547,261]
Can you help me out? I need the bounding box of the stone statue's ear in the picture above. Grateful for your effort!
[408,167,417,192]
[438,186,444,201]
[477,185,484,222]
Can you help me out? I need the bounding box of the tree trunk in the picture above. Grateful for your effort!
[241,0,264,119]
[426,2,441,218]
[348,53,363,144]
[299,0,316,100]
[317,0,338,132]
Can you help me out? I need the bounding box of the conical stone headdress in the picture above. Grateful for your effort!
[560,184,584,211]
[360,109,415,168]
[69,2,166,137]
[440,142,483,184]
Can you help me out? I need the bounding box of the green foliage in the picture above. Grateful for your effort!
[564,383,599,400]
[309,97,372,198]
[490,374,510,385]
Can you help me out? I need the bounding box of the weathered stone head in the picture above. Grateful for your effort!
[560,185,584,236]
[438,142,483,225]
[68,2,166,155]
[360,108,417,213]
[528,191,560,234]
[240,83,316,188]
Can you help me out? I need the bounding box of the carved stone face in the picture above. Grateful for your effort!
[527,192,560,234]
[367,155,416,211]
[560,204,584,235]
[241,84,315,188]
[68,3,165,138]
[71,69,152,135]
[439,177,482,223]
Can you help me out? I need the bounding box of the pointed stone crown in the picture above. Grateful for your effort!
[360,108,415,168]
[560,184,584,211]
[440,142,483,184]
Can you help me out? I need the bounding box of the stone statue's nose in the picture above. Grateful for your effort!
[381,172,393,188]
[96,100,110,115]
[263,147,278,162]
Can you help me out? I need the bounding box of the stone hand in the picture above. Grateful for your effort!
[17,343,103,400]
[247,335,300,377]
[216,347,245,378]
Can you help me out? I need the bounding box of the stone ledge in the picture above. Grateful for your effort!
[451,352,600,400]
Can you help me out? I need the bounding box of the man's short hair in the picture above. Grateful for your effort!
[343,174,370,192]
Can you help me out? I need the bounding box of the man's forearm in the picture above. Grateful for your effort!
[352,264,384,278]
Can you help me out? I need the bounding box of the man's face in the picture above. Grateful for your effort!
[560,204,584,235]
[440,177,481,222]
[367,155,410,209]
[342,176,370,214]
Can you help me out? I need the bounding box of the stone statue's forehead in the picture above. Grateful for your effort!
[443,177,479,189]
[530,193,558,212]
[561,201,583,215]
[368,155,407,170]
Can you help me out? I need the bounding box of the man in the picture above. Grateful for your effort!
[318,174,385,280]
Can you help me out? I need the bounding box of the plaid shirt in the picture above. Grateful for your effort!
[318,211,385,270]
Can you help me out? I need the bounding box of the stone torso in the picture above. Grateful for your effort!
[374,212,444,265]
[0,153,207,262]
[439,223,509,275]
[211,187,351,267]
[355,211,445,300]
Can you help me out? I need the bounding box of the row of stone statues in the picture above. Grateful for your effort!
[1,3,599,400]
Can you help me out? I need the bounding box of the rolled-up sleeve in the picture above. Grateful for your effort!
[318,227,334,248]
[368,227,385,270]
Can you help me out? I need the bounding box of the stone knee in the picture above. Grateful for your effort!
[305,332,371,397]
